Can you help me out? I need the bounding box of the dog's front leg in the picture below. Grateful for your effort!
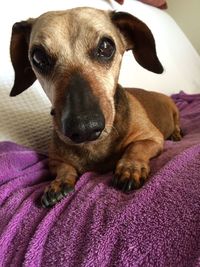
[41,160,78,208]
[112,139,163,192]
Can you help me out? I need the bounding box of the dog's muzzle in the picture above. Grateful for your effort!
[61,72,105,143]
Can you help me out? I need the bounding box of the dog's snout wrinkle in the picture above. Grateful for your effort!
[66,73,93,107]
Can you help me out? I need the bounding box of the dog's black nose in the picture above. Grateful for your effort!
[62,113,105,143]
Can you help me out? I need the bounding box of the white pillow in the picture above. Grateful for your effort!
[111,0,200,94]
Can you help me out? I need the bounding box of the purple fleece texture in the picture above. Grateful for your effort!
[0,92,200,267]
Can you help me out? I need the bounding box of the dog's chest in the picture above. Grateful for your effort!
[54,134,124,174]
[82,142,123,173]
[70,137,123,174]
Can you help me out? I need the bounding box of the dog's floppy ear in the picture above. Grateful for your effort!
[111,11,164,74]
[10,19,36,96]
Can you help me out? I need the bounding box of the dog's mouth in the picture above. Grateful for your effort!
[51,109,108,145]
[57,128,110,145]
[55,125,110,145]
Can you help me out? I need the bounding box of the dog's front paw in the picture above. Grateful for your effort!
[112,159,150,192]
[41,180,74,208]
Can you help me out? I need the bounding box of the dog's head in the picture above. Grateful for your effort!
[10,7,163,144]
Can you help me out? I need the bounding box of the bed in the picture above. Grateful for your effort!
[0,0,200,266]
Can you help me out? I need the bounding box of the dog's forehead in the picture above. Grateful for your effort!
[30,8,117,47]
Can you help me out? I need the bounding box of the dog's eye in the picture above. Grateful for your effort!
[31,48,53,72]
[95,37,115,61]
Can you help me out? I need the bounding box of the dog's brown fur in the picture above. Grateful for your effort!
[9,7,181,207]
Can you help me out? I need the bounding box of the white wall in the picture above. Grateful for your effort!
[167,0,200,54]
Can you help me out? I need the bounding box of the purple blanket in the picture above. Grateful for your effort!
[0,92,200,267]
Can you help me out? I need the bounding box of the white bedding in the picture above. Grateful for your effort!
[0,0,200,152]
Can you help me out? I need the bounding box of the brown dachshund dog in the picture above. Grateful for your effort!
[10,7,181,207]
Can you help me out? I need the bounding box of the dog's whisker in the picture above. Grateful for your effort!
[105,125,119,137]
